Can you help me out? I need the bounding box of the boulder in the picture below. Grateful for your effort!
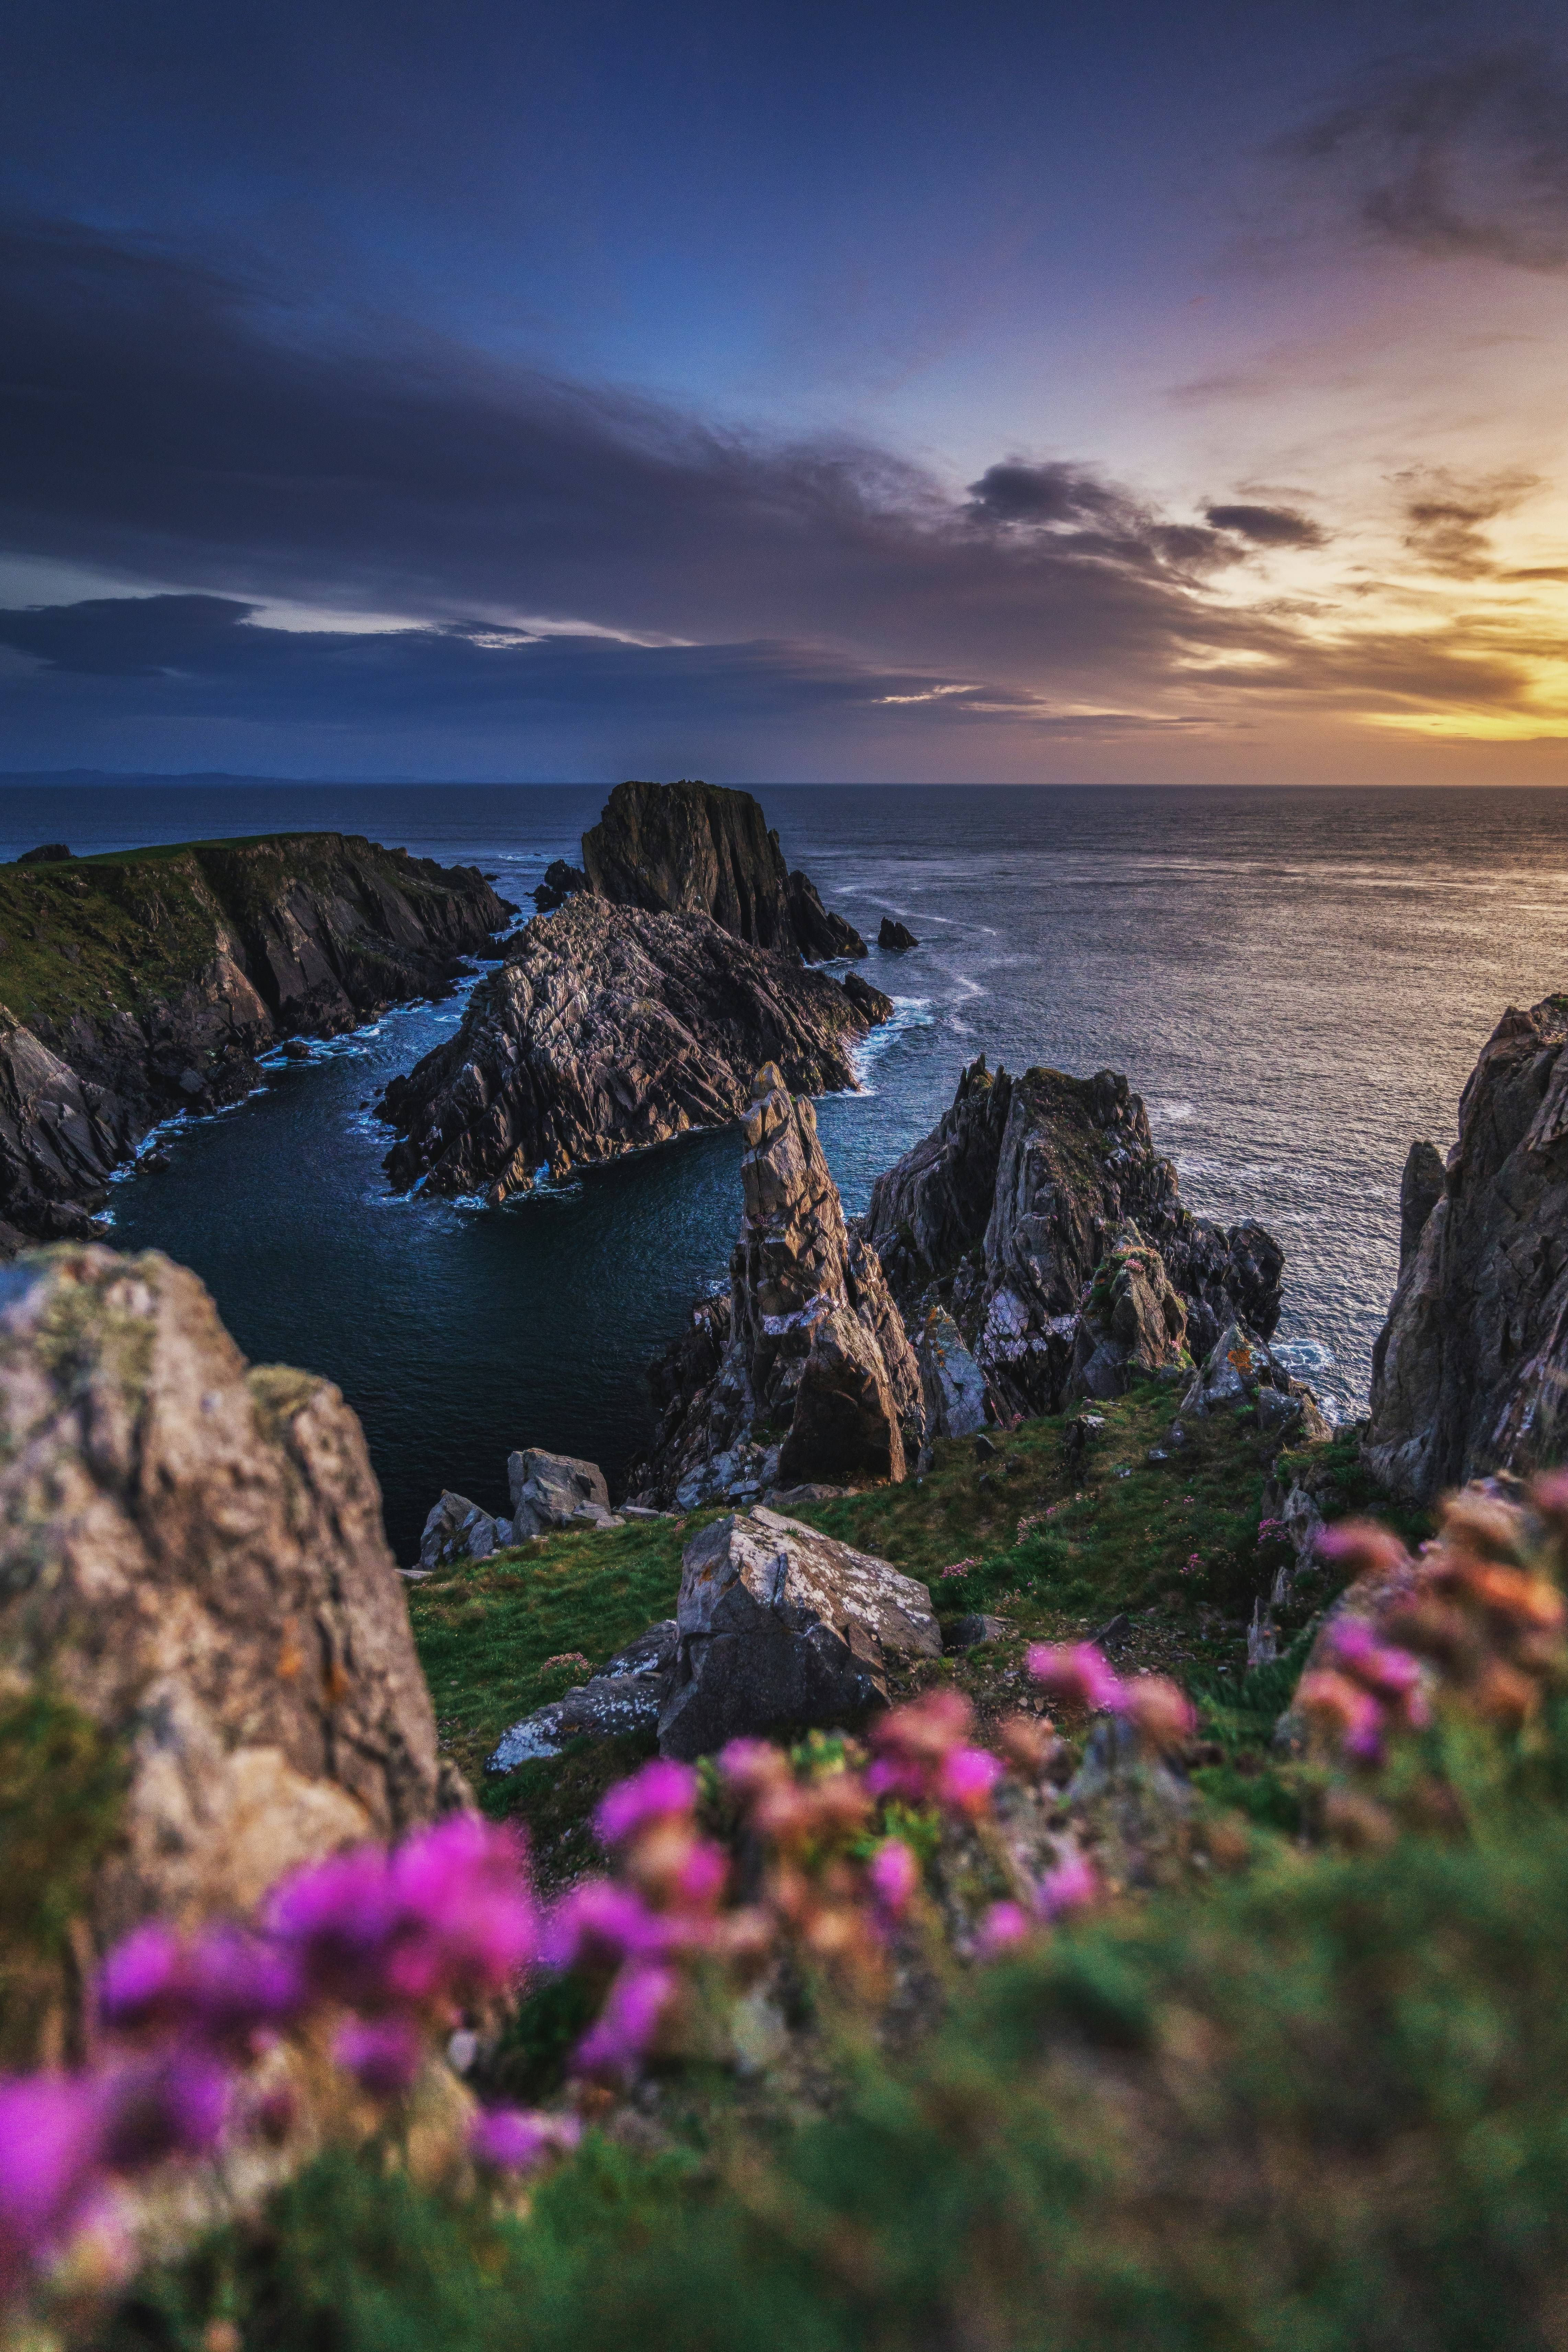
[379,895,871,1204]
[789,871,868,961]
[0,1247,447,2044]
[1179,1321,1331,1440]
[656,1509,940,1760]
[878,917,918,951]
[1069,1222,1191,1400]
[417,1489,500,1568]
[532,858,589,911]
[486,1621,678,1771]
[918,1304,991,1439]
[842,970,894,1024]
[1367,998,1568,1499]
[946,1613,1009,1650]
[508,1447,612,1536]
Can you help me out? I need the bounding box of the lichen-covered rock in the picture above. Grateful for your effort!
[918,1305,991,1439]
[0,1246,446,1995]
[417,1490,499,1568]
[635,1067,922,1505]
[1178,1321,1330,1440]
[1069,1222,1190,1400]
[507,1448,611,1536]
[379,895,869,1203]
[486,1623,678,1772]
[657,1508,940,1759]
[1367,998,1568,1500]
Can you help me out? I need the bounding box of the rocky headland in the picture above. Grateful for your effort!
[0,833,508,1246]
[1366,992,1568,1500]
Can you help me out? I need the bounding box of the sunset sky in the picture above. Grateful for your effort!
[3,0,1567,782]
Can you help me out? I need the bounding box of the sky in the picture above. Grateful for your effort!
[2,0,1567,783]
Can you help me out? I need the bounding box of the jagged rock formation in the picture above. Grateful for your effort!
[1069,1222,1191,1399]
[843,970,894,1023]
[532,859,588,911]
[1367,995,1568,1500]
[0,1245,448,2035]
[417,1490,502,1568]
[864,1056,1284,1419]
[878,917,918,951]
[1400,1139,1445,1273]
[656,1507,941,1760]
[788,871,868,960]
[631,1066,922,1507]
[918,1305,991,1439]
[580,779,865,960]
[1176,1320,1330,1441]
[379,897,871,1203]
[0,834,508,1242]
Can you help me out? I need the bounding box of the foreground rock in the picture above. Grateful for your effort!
[1367,995,1568,1499]
[631,1066,922,1506]
[657,1508,940,1759]
[0,834,508,1243]
[864,1056,1285,1418]
[0,1246,447,2036]
[379,896,870,1202]
[581,779,863,960]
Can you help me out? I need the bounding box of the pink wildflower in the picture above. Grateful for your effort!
[334,2015,425,2101]
[0,2074,105,2301]
[1037,1854,1098,1919]
[1027,1642,1126,1713]
[263,1845,400,2008]
[1118,1677,1197,1748]
[935,1745,1004,1817]
[974,1902,1031,1958]
[384,1817,537,2004]
[595,1760,697,1848]
[470,2105,581,2174]
[99,2052,229,2170]
[96,1924,192,2038]
[540,1879,668,1973]
[575,1963,677,2079]
[1316,1522,1413,1582]
[866,1839,920,1916]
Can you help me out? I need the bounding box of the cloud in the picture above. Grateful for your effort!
[1396,467,1538,576]
[1289,43,1568,269]
[1204,503,1327,548]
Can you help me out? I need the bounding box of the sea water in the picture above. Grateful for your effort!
[4,779,1566,1563]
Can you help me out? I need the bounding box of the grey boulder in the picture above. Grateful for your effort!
[508,1446,611,1535]
[657,1506,940,1760]
[418,1489,500,1568]
[919,1304,990,1439]
[486,1621,678,1771]
[1179,1321,1331,1439]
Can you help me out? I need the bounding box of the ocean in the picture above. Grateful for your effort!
[3,779,1565,1564]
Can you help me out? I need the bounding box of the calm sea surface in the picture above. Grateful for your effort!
[3,780,1565,1562]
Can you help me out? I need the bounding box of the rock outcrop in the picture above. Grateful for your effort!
[532,859,589,911]
[842,970,894,1024]
[656,1507,941,1760]
[487,1624,678,1771]
[918,1305,991,1440]
[864,1057,1285,1419]
[0,1246,447,2036]
[1069,1222,1190,1399]
[580,779,864,961]
[508,1447,618,1534]
[0,834,509,1242]
[417,1490,501,1568]
[1366,995,1568,1500]
[379,896,870,1203]
[878,917,918,951]
[1399,1139,1445,1273]
[1176,1320,1330,1441]
[632,1066,923,1507]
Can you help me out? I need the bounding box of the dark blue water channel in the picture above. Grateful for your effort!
[5,780,1568,1563]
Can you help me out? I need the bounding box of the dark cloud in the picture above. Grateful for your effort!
[1396,468,1537,576]
[0,215,1258,711]
[1205,503,1326,547]
[1290,43,1568,269]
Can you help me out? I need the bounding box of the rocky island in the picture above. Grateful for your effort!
[378,780,885,1201]
[0,832,508,1247]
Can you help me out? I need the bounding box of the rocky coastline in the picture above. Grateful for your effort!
[0,832,509,1247]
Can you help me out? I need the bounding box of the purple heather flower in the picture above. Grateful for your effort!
[335,2014,426,2101]
[264,1845,400,2008]
[0,2074,105,2299]
[936,1746,1004,1817]
[595,1761,697,1849]
[867,1839,920,1915]
[540,1879,668,1973]
[187,1926,305,2050]
[574,1963,677,2078]
[1027,1643,1127,1714]
[97,1924,194,2038]
[469,2105,582,2174]
[384,1817,536,2004]
[1037,1855,1098,1920]
[974,1902,1031,1958]
[100,2052,229,2171]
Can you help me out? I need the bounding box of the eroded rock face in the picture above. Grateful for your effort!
[1367,996,1568,1500]
[0,1247,446,1968]
[379,896,869,1203]
[0,1012,140,1241]
[632,1067,922,1506]
[842,970,894,1025]
[657,1508,940,1760]
[508,1448,612,1535]
[418,1490,499,1568]
[865,1057,1284,1418]
[789,871,868,961]
[582,779,800,951]
[918,1305,991,1440]
[1399,1139,1445,1273]
[1070,1222,1190,1400]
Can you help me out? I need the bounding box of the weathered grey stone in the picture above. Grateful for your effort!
[485,1620,680,1771]
[1366,998,1568,1500]
[919,1304,990,1439]
[1069,1221,1191,1401]
[946,1613,1009,1651]
[417,1490,499,1568]
[657,1507,940,1759]
[508,1447,611,1536]
[0,1246,447,2036]
[1179,1320,1330,1440]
